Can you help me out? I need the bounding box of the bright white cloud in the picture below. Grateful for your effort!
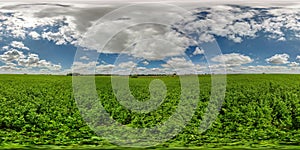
[96,64,115,74]
[83,23,193,60]
[211,53,253,66]
[72,61,98,73]
[117,61,137,68]
[18,54,62,70]
[79,56,90,60]
[1,3,300,74]
[289,62,299,67]
[266,53,290,64]
[0,50,61,71]
[10,41,30,50]
[2,46,9,51]
[192,47,204,55]
[28,31,40,40]
[142,61,149,65]
[0,49,25,62]
[161,57,197,74]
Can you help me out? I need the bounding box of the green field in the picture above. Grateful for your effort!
[1,74,300,149]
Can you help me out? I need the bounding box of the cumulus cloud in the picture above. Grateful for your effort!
[289,62,299,67]
[117,61,137,68]
[211,53,253,66]
[79,56,90,60]
[72,61,98,73]
[161,57,197,74]
[10,41,30,50]
[162,57,194,68]
[0,7,80,45]
[0,50,61,71]
[96,64,115,74]
[177,4,300,43]
[0,49,25,62]
[28,31,40,40]
[2,3,300,49]
[18,54,62,70]
[2,3,300,74]
[83,23,193,60]
[2,46,9,51]
[265,53,290,64]
[142,61,149,65]
[192,47,204,55]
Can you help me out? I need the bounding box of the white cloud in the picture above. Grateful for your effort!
[0,49,25,62]
[96,64,115,74]
[192,47,204,55]
[1,46,9,51]
[72,61,98,73]
[266,53,290,64]
[296,55,300,61]
[10,41,30,50]
[18,53,62,70]
[79,56,90,60]
[0,7,80,45]
[117,61,137,68]
[162,57,194,68]
[161,57,197,74]
[2,3,300,74]
[289,62,299,67]
[84,24,193,60]
[29,31,40,40]
[211,53,253,66]
[178,4,300,43]
[142,61,149,65]
[0,50,61,71]
[0,65,21,71]
[41,20,79,45]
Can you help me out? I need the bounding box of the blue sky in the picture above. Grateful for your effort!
[1,2,300,74]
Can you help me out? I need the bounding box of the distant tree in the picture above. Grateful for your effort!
[130,74,138,78]
[67,73,80,76]
[172,72,177,77]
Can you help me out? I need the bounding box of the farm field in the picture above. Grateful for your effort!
[0,74,300,149]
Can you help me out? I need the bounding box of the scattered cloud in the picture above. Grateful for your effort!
[10,41,30,50]
[142,61,149,65]
[0,49,25,62]
[117,61,137,68]
[161,57,197,74]
[289,62,299,67]
[266,53,290,64]
[1,3,300,74]
[28,31,40,40]
[1,46,9,51]
[79,56,90,60]
[192,47,204,55]
[211,53,253,66]
[83,24,193,60]
[0,50,61,71]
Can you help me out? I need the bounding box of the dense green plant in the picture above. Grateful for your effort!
[0,74,300,148]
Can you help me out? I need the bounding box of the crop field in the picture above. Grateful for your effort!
[1,74,300,149]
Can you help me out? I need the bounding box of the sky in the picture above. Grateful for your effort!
[1,1,300,74]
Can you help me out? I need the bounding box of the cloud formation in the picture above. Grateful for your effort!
[10,41,30,50]
[266,53,290,64]
[1,2,300,74]
[211,53,253,66]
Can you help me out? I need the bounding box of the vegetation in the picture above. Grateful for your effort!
[0,74,300,149]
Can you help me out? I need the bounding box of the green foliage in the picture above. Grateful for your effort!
[0,74,300,148]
